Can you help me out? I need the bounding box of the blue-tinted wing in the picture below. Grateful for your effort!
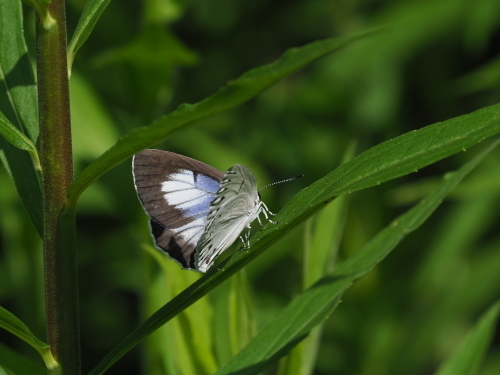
[133,150,223,269]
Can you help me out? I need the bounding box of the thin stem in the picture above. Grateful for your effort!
[36,0,80,373]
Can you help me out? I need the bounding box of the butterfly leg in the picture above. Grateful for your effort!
[260,202,278,224]
[256,212,264,226]
[239,228,251,250]
[239,235,246,249]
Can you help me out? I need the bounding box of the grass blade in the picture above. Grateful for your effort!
[278,141,354,375]
[228,270,257,357]
[0,306,58,370]
[0,0,43,236]
[212,140,500,375]
[88,113,500,374]
[67,0,112,73]
[304,140,355,289]
[67,28,383,207]
[435,301,500,375]
[144,244,218,374]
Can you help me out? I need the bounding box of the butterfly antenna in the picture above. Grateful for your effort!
[258,174,304,192]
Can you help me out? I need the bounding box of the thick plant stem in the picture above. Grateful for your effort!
[36,0,80,373]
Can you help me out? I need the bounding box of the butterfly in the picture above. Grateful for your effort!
[132,149,277,272]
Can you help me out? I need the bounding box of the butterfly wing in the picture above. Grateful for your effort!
[195,164,259,272]
[133,149,224,269]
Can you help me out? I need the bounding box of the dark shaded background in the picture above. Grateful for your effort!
[1,0,500,374]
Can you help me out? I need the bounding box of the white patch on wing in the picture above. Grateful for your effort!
[176,216,206,245]
[162,170,193,188]
[165,189,205,206]
[169,171,194,183]
[161,170,200,206]
[161,170,218,217]
[162,180,192,192]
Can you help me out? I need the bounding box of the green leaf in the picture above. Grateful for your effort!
[0,306,59,371]
[413,194,496,293]
[87,114,500,374]
[278,142,354,375]
[143,245,196,375]
[212,140,500,375]
[228,270,256,357]
[0,341,46,375]
[435,301,500,375]
[0,0,43,236]
[303,140,355,289]
[67,28,383,207]
[144,244,218,374]
[67,0,125,73]
[212,269,256,367]
[0,112,41,171]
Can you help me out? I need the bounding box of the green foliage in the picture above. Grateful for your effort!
[1,0,500,374]
[66,28,382,207]
[436,301,500,375]
[0,342,46,375]
[0,0,42,236]
[67,0,112,73]
[88,121,500,373]
[21,0,55,29]
[0,112,41,172]
[214,141,499,375]
[0,307,58,370]
[279,142,354,375]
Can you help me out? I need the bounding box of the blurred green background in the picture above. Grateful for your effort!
[1,0,500,374]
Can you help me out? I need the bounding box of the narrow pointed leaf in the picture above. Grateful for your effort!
[67,0,112,72]
[212,140,500,375]
[88,112,500,374]
[0,0,42,236]
[0,306,58,370]
[435,301,500,375]
[67,28,383,207]
[0,111,41,171]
